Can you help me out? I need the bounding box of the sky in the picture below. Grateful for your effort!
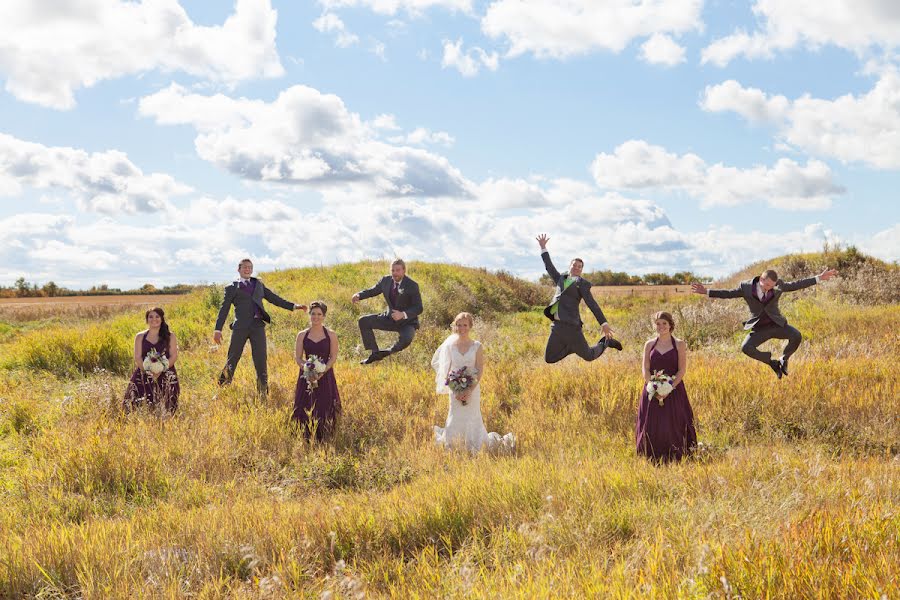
[1,0,898,289]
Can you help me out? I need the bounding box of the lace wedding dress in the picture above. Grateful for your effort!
[432,337,515,454]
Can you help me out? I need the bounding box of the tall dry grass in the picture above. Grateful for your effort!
[0,258,897,598]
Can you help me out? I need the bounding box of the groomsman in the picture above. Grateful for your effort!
[214,258,306,394]
[353,258,424,364]
[537,234,623,363]
[691,266,837,378]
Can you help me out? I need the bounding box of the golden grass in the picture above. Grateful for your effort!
[0,259,897,598]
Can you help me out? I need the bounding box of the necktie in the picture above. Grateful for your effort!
[390,281,399,305]
[550,277,574,315]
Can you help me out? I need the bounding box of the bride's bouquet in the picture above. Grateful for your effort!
[302,355,328,390]
[143,348,169,378]
[646,370,674,406]
[446,366,477,405]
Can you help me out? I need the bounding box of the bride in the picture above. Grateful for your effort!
[432,312,515,454]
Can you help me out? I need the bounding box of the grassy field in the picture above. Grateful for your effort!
[0,295,185,325]
[0,258,897,598]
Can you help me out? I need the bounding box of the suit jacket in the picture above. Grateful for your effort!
[541,251,607,327]
[709,275,817,330]
[357,275,423,328]
[214,278,294,331]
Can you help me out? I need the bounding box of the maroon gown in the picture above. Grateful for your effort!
[636,338,696,462]
[124,333,179,413]
[292,333,341,440]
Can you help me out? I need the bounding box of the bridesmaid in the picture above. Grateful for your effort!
[124,307,180,413]
[636,311,697,462]
[292,301,341,441]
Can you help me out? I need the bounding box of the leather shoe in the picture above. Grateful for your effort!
[360,350,389,365]
[769,359,783,379]
[779,357,789,377]
[605,337,623,351]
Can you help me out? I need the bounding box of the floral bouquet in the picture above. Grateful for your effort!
[446,366,477,405]
[646,370,674,406]
[142,348,169,378]
[302,355,328,390]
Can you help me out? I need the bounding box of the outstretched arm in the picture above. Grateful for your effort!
[782,268,837,292]
[537,234,561,281]
[692,282,742,299]
[263,286,303,312]
[354,278,384,303]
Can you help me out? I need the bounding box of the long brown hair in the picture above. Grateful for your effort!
[146,307,171,347]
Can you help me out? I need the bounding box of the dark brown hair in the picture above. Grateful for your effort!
[391,258,406,269]
[309,300,328,316]
[239,258,253,268]
[652,311,675,332]
[146,307,171,347]
[761,269,778,281]
[570,258,584,267]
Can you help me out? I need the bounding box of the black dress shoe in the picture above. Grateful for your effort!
[605,338,623,351]
[360,350,390,365]
[769,359,783,379]
[780,357,789,377]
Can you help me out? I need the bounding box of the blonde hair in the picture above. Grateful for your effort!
[451,312,475,333]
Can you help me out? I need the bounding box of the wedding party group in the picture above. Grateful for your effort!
[123,235,837,462]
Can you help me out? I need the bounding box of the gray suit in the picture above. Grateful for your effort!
[541,250,609,363]
[709,275,818,366]
[215,278,295,393]
[357,275,423,354]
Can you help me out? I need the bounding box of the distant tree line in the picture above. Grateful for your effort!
[0,278,196,298]
[539,270,708,286]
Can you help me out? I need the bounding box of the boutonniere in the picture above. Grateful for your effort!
[397,287,405,294]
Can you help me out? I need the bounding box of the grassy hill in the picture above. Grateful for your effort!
[0,255,897,597]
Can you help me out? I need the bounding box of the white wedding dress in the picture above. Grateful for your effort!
[432,338,515,454]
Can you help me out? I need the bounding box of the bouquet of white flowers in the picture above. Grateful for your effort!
[302,355,328,390]
[143,348,169,377]
[646,370,674,406]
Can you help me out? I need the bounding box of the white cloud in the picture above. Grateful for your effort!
[861,222,900,262]
[313,12,360,47]
[0,132,192,213]
[2,194,875,289]
[318,0,473,17]
[441,39,500,77]
[0,0,284,110]
[590,140,844,210]
[138,83,472,198]
[481,0,703,60]
[371,40,388,61]
[639,33,686,66]
[701,72,900,169]
[700,79,789,123]
[702,0,900,67]
[389,127,455,147]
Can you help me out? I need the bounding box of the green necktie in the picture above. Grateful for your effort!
[550,277,574,315]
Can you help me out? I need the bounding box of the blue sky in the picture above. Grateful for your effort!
[1,0,897,289]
